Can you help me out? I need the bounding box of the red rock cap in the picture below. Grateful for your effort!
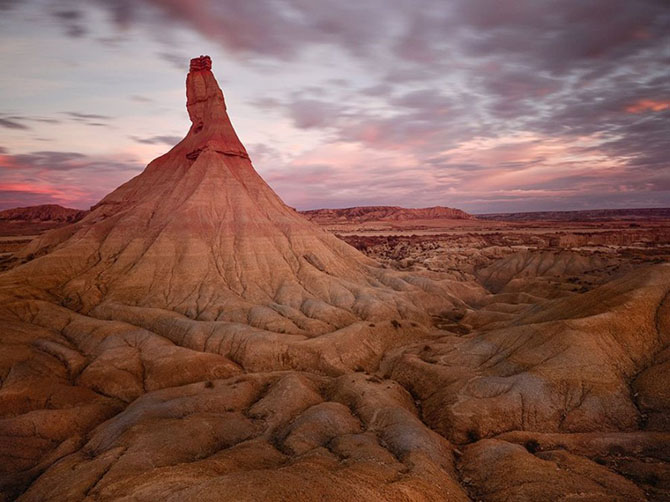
[189,55,212,72]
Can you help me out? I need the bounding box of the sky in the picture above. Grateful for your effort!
[0,0,669,213]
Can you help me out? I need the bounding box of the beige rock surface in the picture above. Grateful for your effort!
[1,57,669,501]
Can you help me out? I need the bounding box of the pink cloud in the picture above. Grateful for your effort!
[0,149,144,210]
[625,99,670,113]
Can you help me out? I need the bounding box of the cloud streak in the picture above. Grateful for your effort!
[0,147,143,210]
[0,116,30,130]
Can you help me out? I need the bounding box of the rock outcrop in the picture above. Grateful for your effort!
[6,57,464,332]
[0,204,87,223]
[301,205,474,224]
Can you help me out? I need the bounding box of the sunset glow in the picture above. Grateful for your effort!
[1,1,669,213]
[625,99,670,114]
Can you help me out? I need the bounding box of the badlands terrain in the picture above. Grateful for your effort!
[1,57,669,501]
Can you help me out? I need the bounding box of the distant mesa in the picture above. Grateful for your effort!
[478,207,670,222]
[301,205,474,224]
[0,204,88,223]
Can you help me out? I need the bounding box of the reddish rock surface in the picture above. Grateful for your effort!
[302,205,474,224]
[0,204,87,223]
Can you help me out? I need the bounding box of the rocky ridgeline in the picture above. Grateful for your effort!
[301,205,474,223]
[0,204,88,223]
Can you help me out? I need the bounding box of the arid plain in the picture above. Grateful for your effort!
[1,58,669,502]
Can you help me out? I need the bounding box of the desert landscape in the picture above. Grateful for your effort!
[0,54,668,502]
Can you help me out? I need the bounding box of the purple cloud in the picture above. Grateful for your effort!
[0,0,668,212]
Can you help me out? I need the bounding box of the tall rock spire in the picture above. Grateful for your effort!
[184,55,248,158]
[6,56,453,334]
[0,60,483,497]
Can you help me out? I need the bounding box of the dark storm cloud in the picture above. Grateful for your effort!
[208,0,668,180]
[19,0,670,79]
[39,0,413,63]
[46,1,670,117]
[451,0,670,73]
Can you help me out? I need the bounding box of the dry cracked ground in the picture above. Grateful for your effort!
[1,56,670,502]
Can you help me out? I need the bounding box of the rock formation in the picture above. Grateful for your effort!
[7,57,466,334]
[301,205,474,224]
[1,57,668,501]
[478,208,670,222]
[0,204,87,223]
[0,57,478,500]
